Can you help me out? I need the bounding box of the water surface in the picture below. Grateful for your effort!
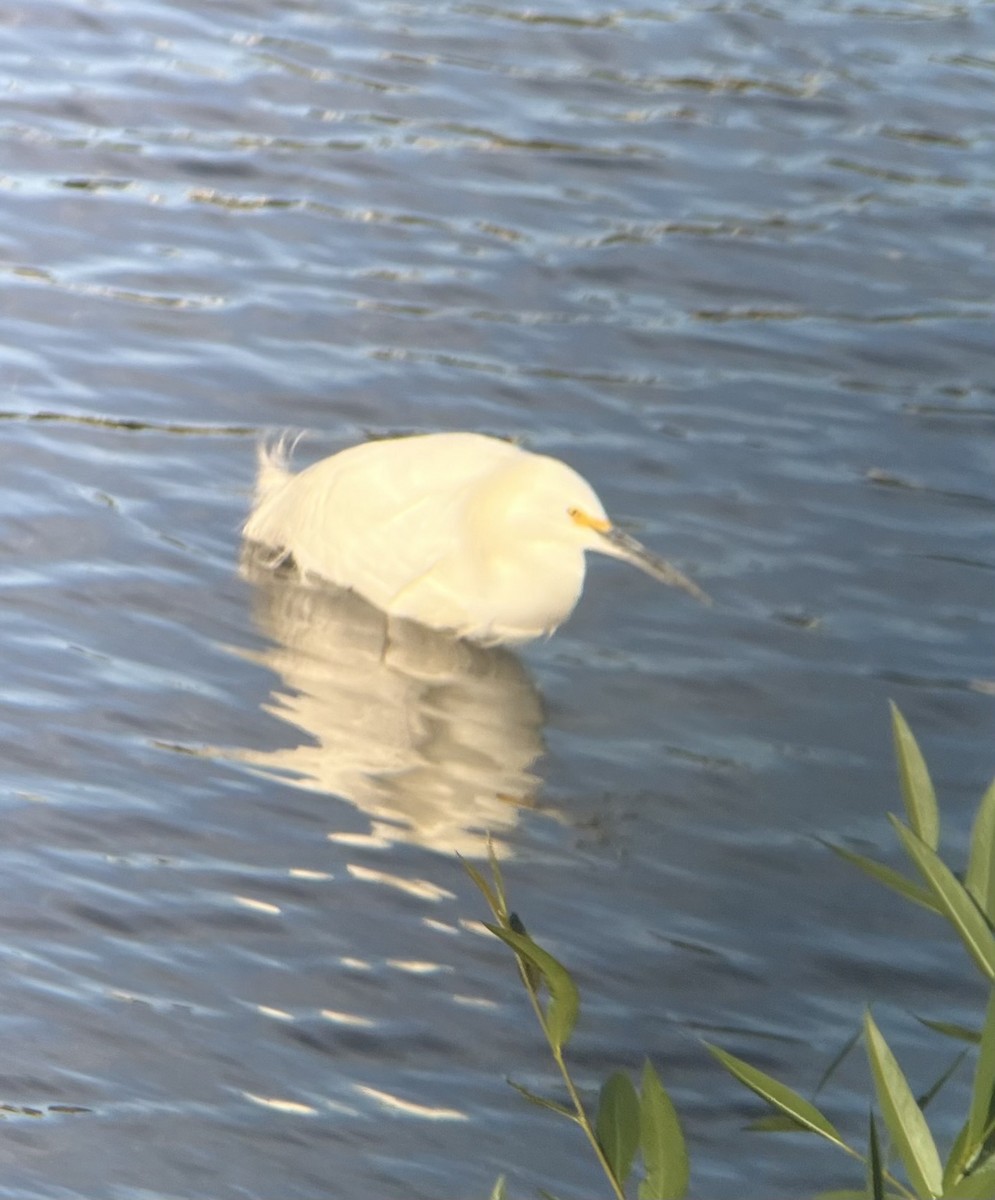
[1,1,993,1196]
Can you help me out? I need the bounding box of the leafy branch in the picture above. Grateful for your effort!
[463,845,689,1199]
[467,705,995,1199]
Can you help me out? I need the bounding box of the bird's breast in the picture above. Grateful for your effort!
[388,540,586,644]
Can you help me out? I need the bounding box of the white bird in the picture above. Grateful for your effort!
[243,432,709,645]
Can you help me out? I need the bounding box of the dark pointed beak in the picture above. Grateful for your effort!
[600,526,712,606]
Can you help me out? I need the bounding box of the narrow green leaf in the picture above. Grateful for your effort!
[487,836,509,921]
[916,1017,980,1045]
[506,1078,577,1121]
[816,1192,906,1200]
[863,1010,942,1198]
[813,1190,907,1199]
[890,702,939,849]
[966,990,995,1163]
[748,1114,812,1133]
[816,1193,879,1200]
[460,854,502,921]
[508,914,541,990]
[868,1109,884,1200]
[704,1043,846,1149]
[489,1175,507,1200]
[943,1156,995,1199]
[825,840,941,914]
[639,1060,689,1199]
[816,1187,915,1200]
[973,1151,995,1174]
[817,1025,864,1095]
[485,924,580,1052]
[595,1071,640,1189]
[919,1048,969,1113]
[966,780,995,923]
[945,1119,973,1193]
[890,817,995,984]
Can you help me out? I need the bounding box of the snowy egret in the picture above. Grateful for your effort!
[243,432,709,645]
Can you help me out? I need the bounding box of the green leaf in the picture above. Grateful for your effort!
[639,1060,689,1199]
[967,780,995,923]
[815,1192,876,1200]
[863,1010,942,1198]
[506,1078,576,1121]
[595,1071,640,1189]
[890,817,995,984]
[816,1193,880,1200]
[816,1192,908,1200]
[489,1175,507,1200]
[817,1025,864,1095]
[508,914,541,990]
[748,1114,813,1133]
[868,1109,884,1200]
[825,840,941,915]
[943,1156,995,1199]
[916,1018,980,1045]
[918,1049,969,1111]
[945,1119,973,1194]
[487,836,509,920]
[485,924,580,1052]
[704,1043,846,1150]
[966,990,995,1165]
[813,1187,906,1198]
[890,702,939,849]
[460,854,502,921]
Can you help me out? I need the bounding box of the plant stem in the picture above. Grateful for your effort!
[830,1136,916,1200]
[514,956,627,1200]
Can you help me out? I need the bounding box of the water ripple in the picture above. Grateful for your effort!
[0,1,992,1198]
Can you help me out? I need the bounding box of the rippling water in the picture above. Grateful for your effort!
[1,1,993,1196]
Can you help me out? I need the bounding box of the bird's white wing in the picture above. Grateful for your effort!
[244,433,522,620]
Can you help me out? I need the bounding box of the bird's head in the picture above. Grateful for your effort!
[566,502,711,605]
[479,454,710,606]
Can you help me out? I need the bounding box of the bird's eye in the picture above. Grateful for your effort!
[567,506,580,520]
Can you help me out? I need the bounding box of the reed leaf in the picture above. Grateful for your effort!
[460,855,502,921]
[890,702,939,849]
[815,1193,901,1200]
[942,1156,995,1199]
[815,1193,881,1200]
[965,990,995,1167]
[507,1078,576,1121]
[825,841,940,915]
[868,1108,884,1200]
[889,817,995,984]
[487,837,509,920]
[816,1026,863,1095]
[595,1071,640,1189]
[639,1060,689,1199]
[863,1010,942,1198]
[966,780,995,923]
[915,1018,980,1045]
[918,1048,969,1111]
[748,1114,813,1133]
[705,1043,846,1150]
[945,1120,973,1195]
[485,924,580,1052]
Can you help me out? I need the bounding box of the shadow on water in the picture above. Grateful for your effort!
[217,551,546,857]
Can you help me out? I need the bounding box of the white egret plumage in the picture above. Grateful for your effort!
[243,432,709,645]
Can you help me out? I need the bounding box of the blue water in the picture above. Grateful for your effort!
[0,1,993,1196]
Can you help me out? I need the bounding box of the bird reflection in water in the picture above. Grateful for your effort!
[226,550,545,857]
